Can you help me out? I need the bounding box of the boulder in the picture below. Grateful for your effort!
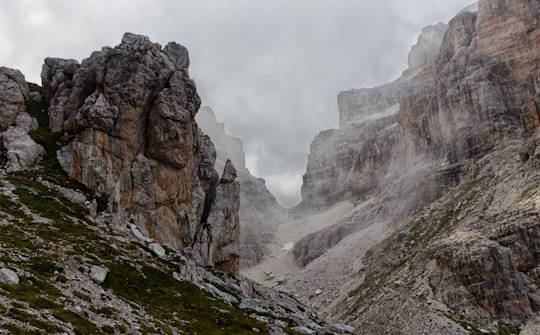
[0,267,19,286]
[148,242,166,258]
[89,265,109,284]
[2,113,44,172]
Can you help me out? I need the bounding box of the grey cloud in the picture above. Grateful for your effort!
[0,0,474,207]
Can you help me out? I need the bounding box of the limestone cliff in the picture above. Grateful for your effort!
[40,33,240,274]
[287,0,540,333]
[196,106,286,268]
[292,22,449,216]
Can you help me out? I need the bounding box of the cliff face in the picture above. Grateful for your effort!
[293,23,449,216]
[0,38,355,335]
[398,0,540,167]
[40,33,240,274]
[284,0,540,332]
[286,0,540,334]
[196,107,286,268]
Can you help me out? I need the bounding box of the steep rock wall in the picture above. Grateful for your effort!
[399,0,540,167]
[293,22,448,215]
[41,33,240,274]
[323,0,540,329]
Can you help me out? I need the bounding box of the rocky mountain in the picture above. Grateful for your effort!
[0,34,353,334]
[196,106,286,269]
[247,1,540,334]
[41,33,241,274]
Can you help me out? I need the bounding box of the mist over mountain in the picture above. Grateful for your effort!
[245,1,540,334]
[1,1,540,334]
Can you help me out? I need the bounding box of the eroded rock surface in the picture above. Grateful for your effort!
[41,33,239,274]
[0,67,29,128]
[296,0,540,332]
[0,69,44,171]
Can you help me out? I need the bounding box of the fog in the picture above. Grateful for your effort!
[0,0,474,207]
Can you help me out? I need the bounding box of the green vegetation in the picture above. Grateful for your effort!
[0,193,29,222]
[73,290,92,302]
[101,325,115,334]
[2,324,40,335]
[53,309,103,335]
[8,307,63,333]
[497,322,521,335]
[407,176,493,248]
[103,262,268,334]
[96,306,114,317]
[448,310,521,335]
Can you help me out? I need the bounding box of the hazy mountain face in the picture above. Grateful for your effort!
[245,1,540,334]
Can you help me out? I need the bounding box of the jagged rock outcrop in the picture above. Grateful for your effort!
[192,159,241,274]
[0,68,45,171]
[41,33,239,274]
[196,106,286,268]
[0,67,29,128]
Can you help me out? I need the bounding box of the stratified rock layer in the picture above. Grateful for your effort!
[41,33,240,274]
[293,21,450,216]
[298,0,540,331]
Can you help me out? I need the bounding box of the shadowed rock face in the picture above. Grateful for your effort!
[196,106,286,268]
[41,33,240,274]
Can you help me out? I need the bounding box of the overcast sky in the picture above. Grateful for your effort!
[0,0,474,207]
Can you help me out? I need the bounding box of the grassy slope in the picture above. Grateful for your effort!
[0,85,306,335]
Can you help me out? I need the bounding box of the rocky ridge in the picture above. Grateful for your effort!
[196,106,286,268]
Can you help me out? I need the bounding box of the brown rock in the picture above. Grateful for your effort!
[43,33,239,274]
